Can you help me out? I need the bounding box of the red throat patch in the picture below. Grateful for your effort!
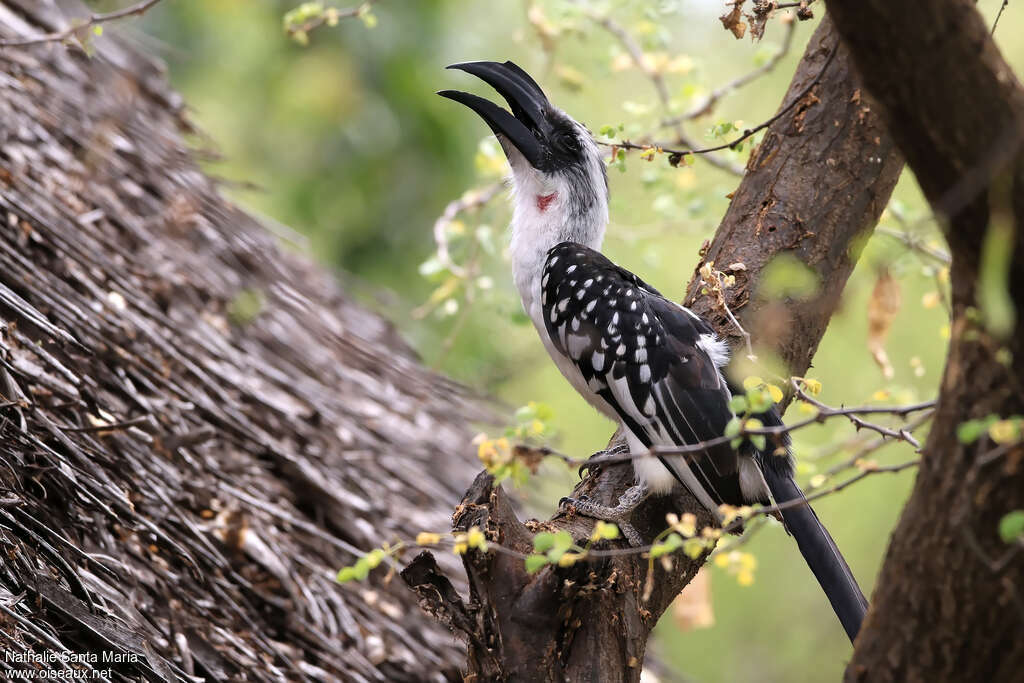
[536,192,557,212]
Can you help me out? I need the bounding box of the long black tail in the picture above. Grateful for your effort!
[762,465,868,642]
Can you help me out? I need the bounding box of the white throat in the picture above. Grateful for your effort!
[507,163,608,310]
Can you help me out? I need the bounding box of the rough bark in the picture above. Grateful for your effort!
[0,2,485,680]
[825,1,1024,680]
[404,19,903,681]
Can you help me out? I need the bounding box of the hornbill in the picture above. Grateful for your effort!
[440,61,867,642]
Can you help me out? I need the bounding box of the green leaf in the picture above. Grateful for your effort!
[728,396,748,415]
[352,558,370,580]
[336,566,358,582]
[525,554,549,573]
[533,532,556,553]
[998,510,1024,543]
[723,416,741,439]
[957,419,985,444]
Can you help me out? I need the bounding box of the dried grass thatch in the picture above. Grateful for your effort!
[0,1,487,680]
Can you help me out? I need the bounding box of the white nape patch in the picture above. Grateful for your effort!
[638,363,651,383]
[738,458,771,503]
[635,348,647,363]
[697,333,730,368]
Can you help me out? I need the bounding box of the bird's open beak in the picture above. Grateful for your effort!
[439,61,551,169]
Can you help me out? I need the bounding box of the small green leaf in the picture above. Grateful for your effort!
[92,25,103,36]
[728,396,748,415]
[723,416,741,439]
[957,419,985,444]
[525,554,549,573]
[533,532,556,553]
[352,558,370,580]
[336,566,358,582]
[998,510,1024,543]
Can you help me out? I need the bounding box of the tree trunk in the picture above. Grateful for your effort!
[404,18,903,680]
[825,1,1024,680]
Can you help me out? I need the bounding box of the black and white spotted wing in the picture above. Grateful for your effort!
[541,241,746,507]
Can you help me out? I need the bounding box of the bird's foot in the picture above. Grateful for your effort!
[577,442,630,478]
[559,483,650,546]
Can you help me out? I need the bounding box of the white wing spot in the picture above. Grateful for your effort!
[571,317,580,331]
[638,363,651,383]
[641,313,649,324]
[592,351,605,371]
[550,256,559,266]
[583,278,593,288]
[630,301,637,311]
[616,344,626,357]
[612,312,619,325]
[558,299,569,312]
[635,348,648,363]
[567,264,577,274]
[585,300,597,313]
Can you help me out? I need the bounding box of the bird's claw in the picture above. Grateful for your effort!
[558,494,644,546]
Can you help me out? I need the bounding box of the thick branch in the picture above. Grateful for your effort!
[824,1,1024,680]
[407,17,904,681]
[683,20,903,383]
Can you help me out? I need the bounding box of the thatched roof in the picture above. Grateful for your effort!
[0,1,485,680]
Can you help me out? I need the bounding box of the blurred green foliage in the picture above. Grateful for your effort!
[130,0,1024,680]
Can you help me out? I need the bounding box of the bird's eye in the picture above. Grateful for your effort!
[560,132,580,152]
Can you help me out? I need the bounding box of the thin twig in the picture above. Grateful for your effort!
[665,18,797,124]
[284,0,380,40]
[530,394,935,468]
[431,182,502,279]
[992,0,1010,35]
[580,5,744,175]
[603,47,837,163]
[0,0,165,48]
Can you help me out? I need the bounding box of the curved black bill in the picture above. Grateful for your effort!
[440,60,551,169]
